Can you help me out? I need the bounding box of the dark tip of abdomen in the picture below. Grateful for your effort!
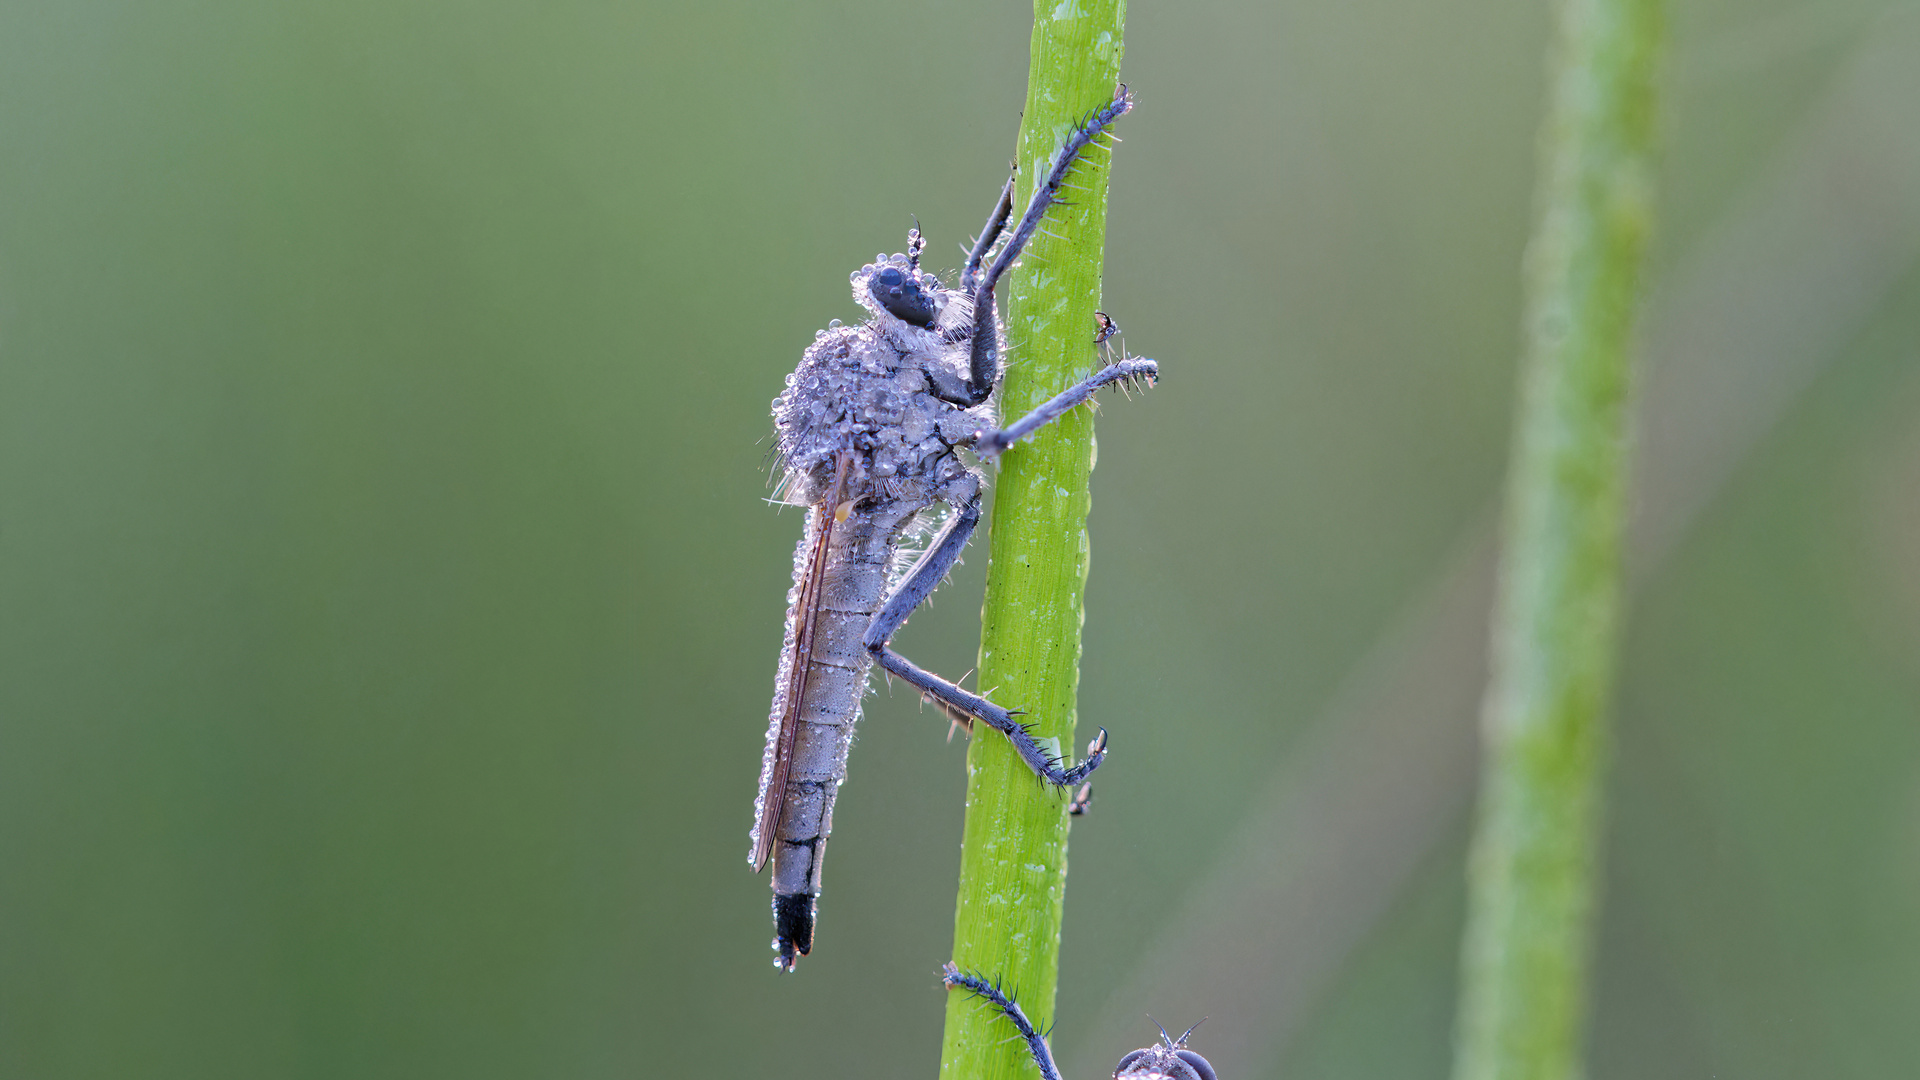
[772,892,816,972]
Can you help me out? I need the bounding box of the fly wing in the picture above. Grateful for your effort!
[750,455,850,872]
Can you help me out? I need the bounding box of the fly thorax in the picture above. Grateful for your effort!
[773,325,884,504]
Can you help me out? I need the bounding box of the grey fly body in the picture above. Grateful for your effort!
[748,85,1158,972]
[943,965,1219,1080]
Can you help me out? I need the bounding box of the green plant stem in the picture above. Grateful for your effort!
[937,4,1125,1079]
[1452,0,1661,1078]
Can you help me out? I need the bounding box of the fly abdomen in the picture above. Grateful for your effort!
[762,501,924,971]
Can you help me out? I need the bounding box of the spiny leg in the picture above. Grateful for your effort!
[975,356,1159,457]
[962,178,1015,296]
[979,86,1133,291]
[945,85,1134,407]
[866,493,983,646]
[876,648,1108,786]
[941,965,1065,1080]
[864,495,1107,788]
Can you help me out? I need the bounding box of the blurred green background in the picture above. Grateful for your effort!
[2,0,1917,1077]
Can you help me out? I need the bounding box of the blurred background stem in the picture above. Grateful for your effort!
[938,3,1125,1078]
[1452,0,1662,1078]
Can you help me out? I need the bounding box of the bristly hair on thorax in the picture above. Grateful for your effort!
[770,249,993,518]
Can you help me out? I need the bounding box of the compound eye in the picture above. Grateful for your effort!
[871,266,938,327]
[1113,1050,1152,1078]
[1175,1051,1217,1080]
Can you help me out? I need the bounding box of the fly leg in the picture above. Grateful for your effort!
[942,965,1066,1080]
[961,178,1014,297]
[974,355,1159,457]
[936,85,1134,408]
[864,492,1107,787]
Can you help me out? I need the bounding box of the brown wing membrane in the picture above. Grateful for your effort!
[750,454,851,872]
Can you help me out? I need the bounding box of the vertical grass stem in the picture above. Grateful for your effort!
[938,3,1126,1078]
[1452,0,1662,1078]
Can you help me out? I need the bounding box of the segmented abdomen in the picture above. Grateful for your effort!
[752,497,926,903]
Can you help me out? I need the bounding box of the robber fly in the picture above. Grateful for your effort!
[748,85,1158,972]
[944,965,1219,1080]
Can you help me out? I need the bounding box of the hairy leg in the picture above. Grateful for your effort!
[941,965,1065,1080]
[942,85,1134,407]
[864,494,1107,787]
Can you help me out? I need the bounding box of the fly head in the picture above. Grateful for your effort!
[857,254,947,329]
[1114,1020,1216,1080]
